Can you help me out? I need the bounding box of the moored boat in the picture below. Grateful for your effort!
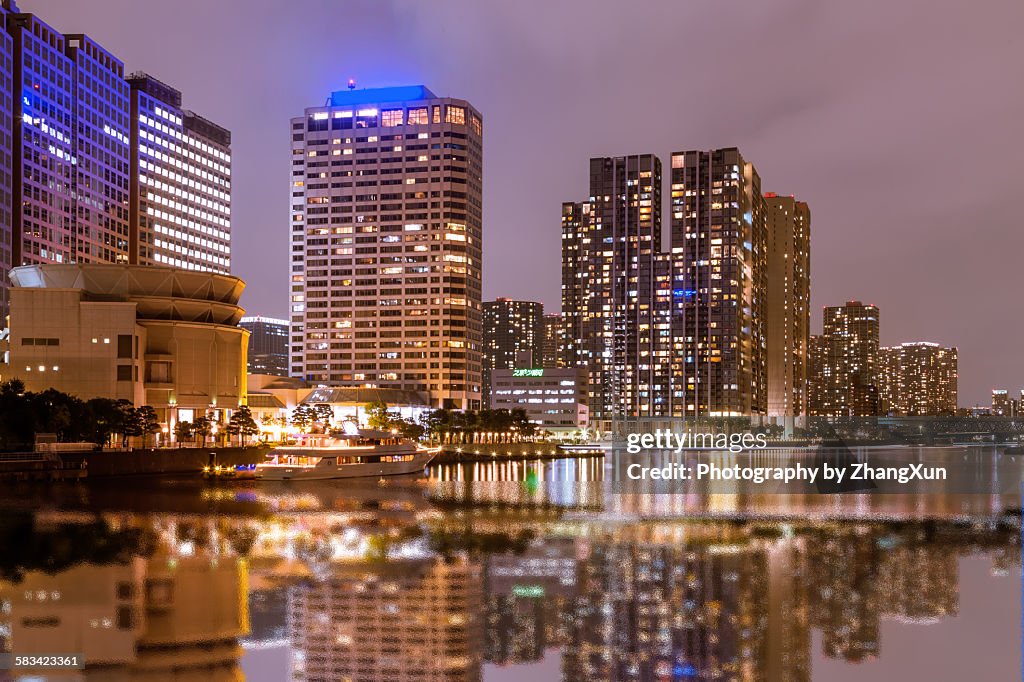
[255,429,437,481]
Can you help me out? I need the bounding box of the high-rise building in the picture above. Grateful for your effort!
[128,73,231,273]
[671,148,767,416]
[764,194,810,416]
[240,315,289,377]
[288,85,483,409]
[562,155,671,420]
[6,8,131,271]
[0,3,230,327]
[990,388,1013,417]
[560,201,588,370]
[807,301,880,416]
[541,312,564,368]
[877,342,957,416]
[482,298,543,404]
[0,8,11,327]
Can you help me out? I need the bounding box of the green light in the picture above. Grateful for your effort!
[513,368,544,377]
[512,585,545,598]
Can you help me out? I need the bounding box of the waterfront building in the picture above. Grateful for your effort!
[489,366,588,432]
[671,147,767,416]
[482,298,544,405]
[541,312,564,368]
[5,264,248,432]
[128,73,231,273]
[764,193,810,417]
[877,342,957,416]
[807,301,880,416]
[287,85,483,409]
[246,375,432,439]
[562,148,776,421]
[562,155,671,420]
[239,315,289,377]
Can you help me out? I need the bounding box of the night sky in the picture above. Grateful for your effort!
[25,0,1024,405]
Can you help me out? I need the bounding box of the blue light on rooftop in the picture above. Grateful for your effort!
[329,85,437,107]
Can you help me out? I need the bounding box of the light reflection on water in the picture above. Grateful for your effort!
[0,449,1019,681]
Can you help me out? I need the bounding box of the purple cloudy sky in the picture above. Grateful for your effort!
[27,0,1024,405]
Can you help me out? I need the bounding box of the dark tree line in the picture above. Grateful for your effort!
[0,380,160,451]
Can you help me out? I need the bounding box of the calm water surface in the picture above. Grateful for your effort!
[0,448,1020,681]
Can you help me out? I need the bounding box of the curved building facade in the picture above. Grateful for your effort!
[4,264,248,433]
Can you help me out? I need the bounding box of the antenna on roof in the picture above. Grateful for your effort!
[347,78,356,91]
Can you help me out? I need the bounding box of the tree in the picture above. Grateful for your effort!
[193,416,212,446]
[312,403,334,430]
[420,408,452,443]
[290,405,315,433]
[228,406,259,445]
[365,400,392,430]
[84,398,128,447]
[136,406,161,447]
[393,418,425,440]
[510,408,536,441]
[174,420,194,444]
[120,403,143,448]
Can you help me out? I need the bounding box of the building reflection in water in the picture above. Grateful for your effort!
[0,512,249,680]
[0,458,1018,682]
[287,557,482,681]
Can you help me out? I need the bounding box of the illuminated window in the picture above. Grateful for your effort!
[381,109,403,127]
[407,107,428,125]
[445,106,466,125]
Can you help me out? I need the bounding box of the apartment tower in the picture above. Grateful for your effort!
[808,301,880,416]
[671,148,767,416]
[563,155,671,420]
[877,342,957,416]
[764,193,810,416]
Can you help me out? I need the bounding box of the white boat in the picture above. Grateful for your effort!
[255,429,437,481]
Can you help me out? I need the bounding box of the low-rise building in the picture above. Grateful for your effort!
[489,367,588,433]
[4,264,248,433]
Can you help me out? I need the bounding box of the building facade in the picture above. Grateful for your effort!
[559,201,588,370]
[808,301,880,416]
[489,367,589,430]
[764,194,810,417]
[541,312,564,368]
[0,8,10,326]
[563,155,671,420]
[671,148,767,416]
[482,298,544,405]
[287,85,483,409]
[128,73,232,273]
[6,8,131,271]
[990,389,1014,417]
[877,342,957,416]
[239,315,288,377]
[6,264,248,431]
[0,3,230,327]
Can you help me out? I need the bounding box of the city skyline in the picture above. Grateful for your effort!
[14,0,1024,405]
